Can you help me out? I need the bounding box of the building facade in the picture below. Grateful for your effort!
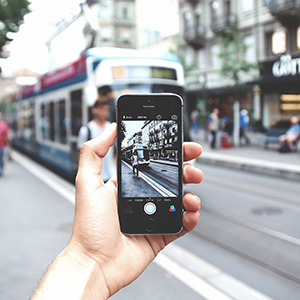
[47,0,136,71]
[179,0,300,128]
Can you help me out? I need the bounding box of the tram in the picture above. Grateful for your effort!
[122,143,150,167]
[7,47,186,179]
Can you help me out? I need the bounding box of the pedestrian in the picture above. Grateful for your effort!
[30,123,203,300]
[279,116,300,151]
[221,116,232,148]
[0,112,10,177]
[131,149,140,178]
[207,108,219,149]
[190,108,199,133]
[239,109,250,145]
[77,96,116,183]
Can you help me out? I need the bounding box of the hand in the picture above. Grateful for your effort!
[70,123,203,297]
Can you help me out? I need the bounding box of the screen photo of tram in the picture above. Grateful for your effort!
[120,119,180,198]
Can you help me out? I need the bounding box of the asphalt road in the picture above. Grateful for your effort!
[1,152,300,300]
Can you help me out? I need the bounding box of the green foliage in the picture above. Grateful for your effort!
[217,17,259,87]
[120,121,127,145]
[170,35,197,78]
[0,0,31,57]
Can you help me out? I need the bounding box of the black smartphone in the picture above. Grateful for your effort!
[117,93,183,234]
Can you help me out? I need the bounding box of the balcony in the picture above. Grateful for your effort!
[183,25,206,49]
[210,14,232,35]
[267,0,300,26]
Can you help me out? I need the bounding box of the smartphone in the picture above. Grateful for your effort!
[117,93,183,234]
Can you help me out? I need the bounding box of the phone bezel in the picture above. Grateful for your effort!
[116,93,183,235]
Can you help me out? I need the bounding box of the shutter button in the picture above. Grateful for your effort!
[144,202,156,215]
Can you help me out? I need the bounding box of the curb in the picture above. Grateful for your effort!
[197,152,300,181]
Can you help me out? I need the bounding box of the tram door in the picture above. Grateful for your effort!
[70,89,83,176]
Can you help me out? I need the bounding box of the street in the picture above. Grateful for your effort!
[121,160,178,197]
[1,152,300,300]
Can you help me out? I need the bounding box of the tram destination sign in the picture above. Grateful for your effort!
[112,66,177,80]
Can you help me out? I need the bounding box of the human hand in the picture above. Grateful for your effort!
[69,122,203,297]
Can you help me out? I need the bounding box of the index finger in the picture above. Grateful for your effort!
[183,142,202,162]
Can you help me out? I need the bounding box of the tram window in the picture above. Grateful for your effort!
[48,102,55,141]
[58,100,67,144]
[71,90,82,136]
[40,104,50,140]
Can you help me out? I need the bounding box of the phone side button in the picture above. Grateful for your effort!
[144,202,156,215]
[145,218,156,232]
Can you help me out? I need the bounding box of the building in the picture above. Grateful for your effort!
[179,0,300,128]
[142,120,179,160]
[47,0,136,71]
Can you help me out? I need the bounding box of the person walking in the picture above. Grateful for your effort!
[239,109,250,145]
[131,150,140,178]
[207,108,219,149]
[0,112,10,177]
[77,96,116,182]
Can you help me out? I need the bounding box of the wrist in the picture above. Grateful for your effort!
[63,243,110,299]
[31,243,110,300]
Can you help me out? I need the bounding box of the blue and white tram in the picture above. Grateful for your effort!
[11,47,186,179]
[122,143,150,167]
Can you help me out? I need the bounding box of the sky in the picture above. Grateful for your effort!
[1,0,82,76]
[1,0,179,79]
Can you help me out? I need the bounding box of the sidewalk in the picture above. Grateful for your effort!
[190,130,300,181]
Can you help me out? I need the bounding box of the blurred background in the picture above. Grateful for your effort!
[1,1,300,300]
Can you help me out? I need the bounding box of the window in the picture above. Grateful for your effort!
[58,100,67,144]
[122,6,128,19]
[211,44,220,69]
[197,49,206,70]
[272,31,286,55]
[99,4,110,19]
[48,102,55,141]
[242,0,253,13]
[244,35,255,62]
[297,27,300,50]
[71,90,82,136]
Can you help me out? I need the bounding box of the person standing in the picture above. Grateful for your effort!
[207,108,219,149]
[0,112,10,177]
[190,108,199,134]
[239,109,250,145]
[131,150,140,178]
[77,96,116,182]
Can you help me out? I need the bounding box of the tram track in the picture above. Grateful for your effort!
[141,162,178,195]
[191,206,300,285]
[203,177,300,208]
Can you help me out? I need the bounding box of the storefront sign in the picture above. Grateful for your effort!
[272,55,300,77]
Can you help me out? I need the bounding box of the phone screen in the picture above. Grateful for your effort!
[117,94,183,234]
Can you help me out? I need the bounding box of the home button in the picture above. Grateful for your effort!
[145,218,156,232]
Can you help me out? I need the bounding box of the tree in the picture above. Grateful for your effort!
[217,17,259,89]
[119,121,127,145]
[170,35,198,86]
[0,0,31,58]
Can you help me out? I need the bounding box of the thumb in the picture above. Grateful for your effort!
[77,123,117,181]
